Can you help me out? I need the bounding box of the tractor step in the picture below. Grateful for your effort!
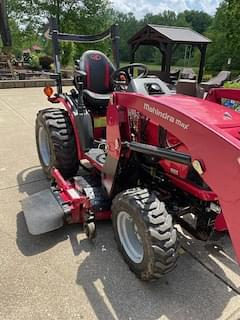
[74,175,111,211]
[22,189,64,235]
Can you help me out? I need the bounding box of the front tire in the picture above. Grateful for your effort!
[36,108,79,179]
[112,188,178,280]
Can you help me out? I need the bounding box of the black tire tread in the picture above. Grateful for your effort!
[36,108,79,178]
[112,188,178,280]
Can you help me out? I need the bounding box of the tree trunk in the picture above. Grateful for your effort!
[0,0,12,49]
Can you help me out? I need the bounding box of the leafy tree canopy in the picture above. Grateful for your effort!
[2,0,240,73]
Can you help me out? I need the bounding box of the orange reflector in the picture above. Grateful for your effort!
[44,86,53,97]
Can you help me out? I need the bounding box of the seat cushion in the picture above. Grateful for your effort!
[83,89,110,110]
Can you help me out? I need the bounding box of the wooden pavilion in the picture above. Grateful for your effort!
[128,24,211,83]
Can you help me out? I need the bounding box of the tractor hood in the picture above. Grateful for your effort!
[169,94,240,129]
[167,95,240,140]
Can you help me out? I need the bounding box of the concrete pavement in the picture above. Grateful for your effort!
[0,87,240,320]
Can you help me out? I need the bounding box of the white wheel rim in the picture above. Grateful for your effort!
[117,211,144,263]
[38,126,50,166]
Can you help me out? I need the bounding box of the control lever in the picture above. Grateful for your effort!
[75,70,87,111]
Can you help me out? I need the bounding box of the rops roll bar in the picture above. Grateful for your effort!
[46,17,120,95]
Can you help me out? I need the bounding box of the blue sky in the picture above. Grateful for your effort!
[111,0,222,19]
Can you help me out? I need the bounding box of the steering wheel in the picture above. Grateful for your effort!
[112,63,149,83]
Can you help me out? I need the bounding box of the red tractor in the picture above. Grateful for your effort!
[23,20,240,280]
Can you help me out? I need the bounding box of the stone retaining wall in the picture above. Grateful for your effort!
[0,78,73,89]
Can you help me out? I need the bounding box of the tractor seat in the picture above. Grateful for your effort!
[83,90,111,109]
[77,50,116,111]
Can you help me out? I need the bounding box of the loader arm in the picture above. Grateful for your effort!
[108,92,240,263]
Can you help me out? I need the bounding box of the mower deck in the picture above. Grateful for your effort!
[22,189,64,235]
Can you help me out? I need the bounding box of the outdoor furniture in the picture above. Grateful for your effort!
[148,69,180,83]
[176,79,204,98]
[200,71,231,91]
[170,69,180,82]
[180,68,197,80]
[148,70,171,82]
[231,75,240,83]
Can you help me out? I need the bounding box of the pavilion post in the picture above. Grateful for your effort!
[158,43,167,71]
[165,43,173,74]
[130,44,137,63]
[161,53,166,71]
[158,47,166,71]
[198,44,207,83]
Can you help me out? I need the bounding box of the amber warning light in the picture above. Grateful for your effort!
[44,86,54,97]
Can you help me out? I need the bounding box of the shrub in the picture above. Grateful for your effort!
[30,53,40,70]
[39,55,54,70]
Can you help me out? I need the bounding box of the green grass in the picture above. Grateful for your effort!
[224,82,240,88]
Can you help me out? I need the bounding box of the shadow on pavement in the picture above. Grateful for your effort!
[16,209,240,319]
[178,228,240,294]
[16,166,240,319]
[17,166,48,195]
[16,211,68,256]
[75,223,239,320]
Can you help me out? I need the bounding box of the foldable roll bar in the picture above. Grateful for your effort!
[46,17,120,94]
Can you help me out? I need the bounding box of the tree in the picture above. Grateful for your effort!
[112,11,139,61]
[178,10,212,34]
[6,0,240,73]
[221,0,240,68]
[205,0,240,71]
[7,0,112,65]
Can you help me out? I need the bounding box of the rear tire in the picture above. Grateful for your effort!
[112,188,178,280]
[36,108,79,179]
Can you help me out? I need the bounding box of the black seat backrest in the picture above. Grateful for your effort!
[79,50,116,94]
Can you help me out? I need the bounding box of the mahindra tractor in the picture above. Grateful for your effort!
[22,19,240,280]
